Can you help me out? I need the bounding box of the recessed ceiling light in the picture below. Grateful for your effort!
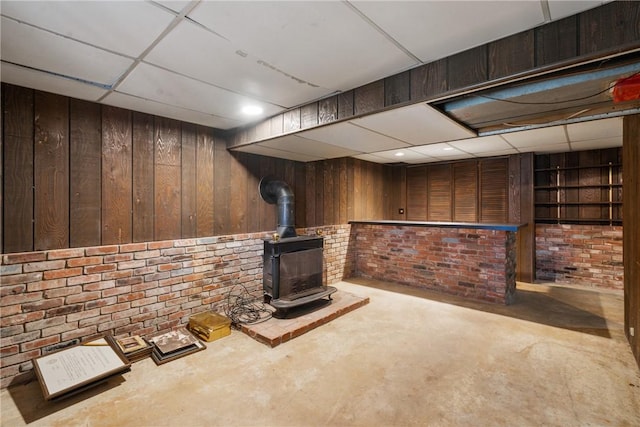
[394,152,405,157]
[242,105,263,115]
[443,147,454,151]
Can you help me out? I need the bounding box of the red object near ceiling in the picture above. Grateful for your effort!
[612,73,640,103]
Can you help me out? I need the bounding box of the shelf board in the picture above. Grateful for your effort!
[536,218,623,224]
[536,202,622,206]
[534,163,621,172]
[534,184,622,189]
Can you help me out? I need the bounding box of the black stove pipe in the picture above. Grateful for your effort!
[259,176,297,238]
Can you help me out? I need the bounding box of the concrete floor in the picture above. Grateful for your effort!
[2,278,639,426]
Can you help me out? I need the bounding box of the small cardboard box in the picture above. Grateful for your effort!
[188,312,231,342]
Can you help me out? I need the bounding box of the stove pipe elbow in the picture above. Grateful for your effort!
[259,176,296,238]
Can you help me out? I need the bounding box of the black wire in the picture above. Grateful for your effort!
[224,283,272,327]
[472,71,640,106]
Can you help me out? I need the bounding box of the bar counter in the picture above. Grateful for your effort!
[349,220,526,304]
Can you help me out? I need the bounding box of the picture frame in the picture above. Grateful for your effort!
[32,334,131,401]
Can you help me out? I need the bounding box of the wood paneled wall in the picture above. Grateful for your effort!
[402,155,535,281]
[623,114,640,368]
[1,84,393,253]
[405,158,511,223]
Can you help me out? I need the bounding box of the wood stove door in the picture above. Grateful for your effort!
[278,248,323,300]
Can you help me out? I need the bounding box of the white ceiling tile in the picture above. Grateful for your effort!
[116,63,284,124]
[517,143,571,153]
[299,122,410,153]
[1,1,175,58]
[448,135,514,153]
[548,1,609,20]
[101,92,243,130]
[1,62,107,102]
[232,143,321,163]
[187,1,418,92]
[352,1,544,62]
[571,137,622,151]
[501,125,568,148]
[1,17,133,87]
[351,153,391,164]
[145,21,333,108]
[260,135,360,159]
[408,143,467,158]
[351,104,476,145]
[366,148,438,164]
[153,1,191,14]
[566,117,623,141]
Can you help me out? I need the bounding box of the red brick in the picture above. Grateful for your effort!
[131,296,157,308]
[20,336,60,352]
[0,350,41,368]
[101,302,131,315]
[0,285,26,297]
[43,267,83,280]
[79,314,112,327]
[1,272,43,286]
[84,280,115,291]
[120,243,147,253]
[41,323,78,338]
[104,253,133,263]
[62,326,98,341]
[149,241,173,250]
[21,298,65,313]
[66,292,101,304]
[67,308,101,322]
[85,264,117,275]
[23,260,66,273]
[117,291,144,302]
[85,297,117,310]
[67,273,101,286]
[85,245,118,256]
[2,252,46,265]
[102,286,132,298]
[67,256,103,267]
[47,248,85,260]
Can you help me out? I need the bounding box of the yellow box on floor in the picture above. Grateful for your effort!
[188,312,231,342]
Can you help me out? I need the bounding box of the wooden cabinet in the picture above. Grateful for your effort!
[534,149,622,224]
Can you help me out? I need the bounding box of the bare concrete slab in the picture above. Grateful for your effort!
[1,279,639,426]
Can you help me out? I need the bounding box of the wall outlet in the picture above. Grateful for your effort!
[631,327,635,337]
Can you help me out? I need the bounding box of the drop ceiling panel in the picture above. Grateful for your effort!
[1,62,107,102]
[260,134,359,159]
[116,62,284,124]
[518,143,571,153]
[408,143,467,159]
[566,117,622,141]
[299,122,410,152]
[145,21,332,108]
[548,0,609,20]
[351,103,476,145]
[233,143,322,163]
[501,125,568,148]
[0,17,133,87]
[448,135,515,154]
[351,1,544,62]
[361,148,438,164]
[571,137,622,151]
[102,91,242,129]
[187,1,419,92]
[1,1,175,57]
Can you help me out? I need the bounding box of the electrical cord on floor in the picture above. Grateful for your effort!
[224,283,273,327]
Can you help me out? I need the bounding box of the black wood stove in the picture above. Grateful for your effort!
[259,177,336,313]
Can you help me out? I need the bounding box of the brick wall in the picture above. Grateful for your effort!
[351,223,516,305]
[536,224,623,290]
[0,225,353,389]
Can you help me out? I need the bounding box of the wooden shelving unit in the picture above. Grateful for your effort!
[534,150,623,225]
